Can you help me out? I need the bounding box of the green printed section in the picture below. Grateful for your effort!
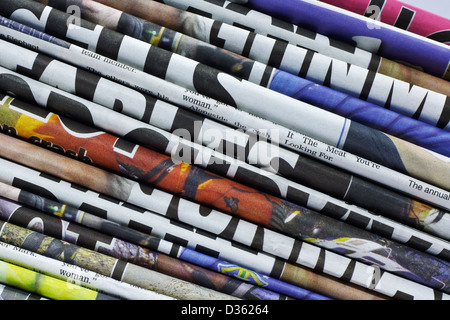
[0,259,99,300]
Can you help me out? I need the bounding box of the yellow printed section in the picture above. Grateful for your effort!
[0,260,98,300]
[0,96,21,127]
[197,179,213,190]
[217,263,269,287]
[0,95,56,141]
[147,27,165,46]
[14,113,56,141]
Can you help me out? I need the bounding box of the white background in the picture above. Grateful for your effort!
[400,0,450,19]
